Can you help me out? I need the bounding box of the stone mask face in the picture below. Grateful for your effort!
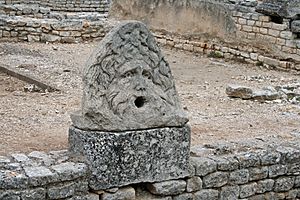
[71,21,188,131]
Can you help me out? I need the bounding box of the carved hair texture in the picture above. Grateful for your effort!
[72,21,188,131]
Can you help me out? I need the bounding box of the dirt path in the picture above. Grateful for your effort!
[0,42,299,155]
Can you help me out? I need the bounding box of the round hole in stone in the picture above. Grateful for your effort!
[134,96,146,108]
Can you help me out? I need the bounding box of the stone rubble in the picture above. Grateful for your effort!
[226,83,300,103]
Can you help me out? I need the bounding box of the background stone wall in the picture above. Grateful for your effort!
[0,2,117,43]
[109,0,300,71]
[1,142,299,199]
[3,0,110,12]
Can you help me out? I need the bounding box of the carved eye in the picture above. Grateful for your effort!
[142,71,152,80]
[123,71,134,78]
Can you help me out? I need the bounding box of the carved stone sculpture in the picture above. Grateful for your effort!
[69,21,190,190]
[71,21,188,131]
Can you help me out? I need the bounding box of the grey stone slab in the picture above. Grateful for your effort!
[220,185,239,200]
[203,171,229,188]
[69,125,190,190]
[0,170,29,189]
[292,20,300,33]
[229,169,249,185]
[276,146,300,164]
[11,154,30,163]
[287,163,300,175]
[194,189,219,200]
[0,156,11,165]
[27,151,54,166]
[190,157,217,176]
[239,182,257,198]
[21,188,46,200]
[274,176,295,192]
[210,155,239,171]
[24,166,58,186]
[258,150,281,165]
[147,180,186,196]
[248,166,268,181]
[268,164,288,178]
[0,190,21,200]
[48,182,76,199]
[235,152,260,168]
[256,179,275,194]
[102,187,135,200]
[71,21,188,131]
[295,175,300,187]
[186,176,202,192]
[51,162,88,181]
[173,193,194,200]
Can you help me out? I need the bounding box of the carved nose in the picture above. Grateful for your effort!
[135,78,146,91]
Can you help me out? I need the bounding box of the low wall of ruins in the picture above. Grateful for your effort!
[0,14,116,43]
[1,143,299,199]
[110,0,300,71]
[0,0,110,12]
[1,0,300,70]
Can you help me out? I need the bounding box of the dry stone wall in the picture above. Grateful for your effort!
[1,143,299,199]
[3,0,110,13]
[110,0,300,71]
[0,2,117,43]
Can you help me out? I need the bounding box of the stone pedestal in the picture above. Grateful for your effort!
[69,125,191,190]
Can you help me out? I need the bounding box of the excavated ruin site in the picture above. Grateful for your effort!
[0,0,300,200]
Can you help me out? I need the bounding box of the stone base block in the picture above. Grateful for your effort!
[68,125,191,190]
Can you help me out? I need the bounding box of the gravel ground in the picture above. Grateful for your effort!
[0,41,299,155]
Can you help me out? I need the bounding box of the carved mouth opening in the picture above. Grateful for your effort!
[134,96,146,108]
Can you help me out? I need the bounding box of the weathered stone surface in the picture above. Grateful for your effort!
[24,166,57,186]
[102,187,135,200]
[11,154,30,163]
[248,166,268,181]
[0,170,28,189]
[203,171,229,188]
[69,125,190,190]
[226,85,253,99]
[211,156,239,171]
[220,185,239,200]
[229,169,249,185]
[173,193,194,200]
[226,85,280,102]
[71,21,188,131]
[258,150,281,165]
[235,152,261,168]
[276,146,300,164]
[194,189,219,200]
[190,157,217,176]
[21,188,46,200]
[291,20,300,33]
[274,177,295,192]
[256,179,275,194]
[295,175,300,187]
[147,180,186,196]
[51,162,87,181]
[269,164,288,178]
[48,182,76,199]
[239,182,257,198]
[186,176,202,192]
[256,0,300,19]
